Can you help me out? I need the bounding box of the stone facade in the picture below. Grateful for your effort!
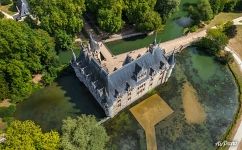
[71,37,175,117]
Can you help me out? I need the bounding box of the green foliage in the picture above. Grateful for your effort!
[124,0,163,31]
[223,21,237,38]
[235,0,242,11]
[217,50,234,64]
[0,0,12,5]
[0,20,59,102]
[136,10,163,31]
[87,0,164,32]
[0,73,9,100]
[2,120,60,150]
[189,0,214,23]
[55,30,73,52]
[61,115,109,150]
[155,0,180,23]
[28,0,86,36]
[196,28,228,55]
[224,0,239,12]
[195,28,232,64]
[0,11,4,19]
[97,0,124,33]
[209,0,239,14]
[0,105,15,118]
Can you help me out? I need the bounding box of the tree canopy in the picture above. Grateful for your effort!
[1,120,60,150]
[155,0,180,23]
[195,27,233,64]
[97,0,124,33]
[0,20,59,102]
[196,28,228,55]
[61,115,109,150]
[86,0,166,32]
[28,0,86,36]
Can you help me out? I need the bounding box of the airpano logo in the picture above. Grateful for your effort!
[215,140,238,147]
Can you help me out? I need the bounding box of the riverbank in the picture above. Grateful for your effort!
[221,62,242,150]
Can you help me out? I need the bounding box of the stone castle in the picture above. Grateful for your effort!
[71,36,175,117]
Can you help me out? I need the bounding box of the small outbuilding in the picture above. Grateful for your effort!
[16,0,29,20]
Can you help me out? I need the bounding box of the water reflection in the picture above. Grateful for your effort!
[15,69,105,131]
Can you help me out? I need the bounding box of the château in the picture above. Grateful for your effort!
[71,36,175,117]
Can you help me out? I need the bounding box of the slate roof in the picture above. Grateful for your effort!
[106,46,171,100]
[76,45,174,106]
[16,0,29,19]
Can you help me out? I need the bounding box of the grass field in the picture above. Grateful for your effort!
[130,94,174,150]
[208,12,242,28]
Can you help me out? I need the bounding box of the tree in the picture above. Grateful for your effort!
[28,0,86,36]
[0,11,4,19]
[0,73,9,100]
[97,1,124,33]
[223,21,237,38]
[0,20,59,102]
[124,0,163,31]
[2,120,60,150]
[195,28,229,55]
[197,0,214,21]
[136,10,163,31]
[209,0,239,14]
[224,0,239,12]
[55,30,73,52]
[61,115,109,150]
[155,0,180,23]
[189,0,213,23]
[0,0,12,5]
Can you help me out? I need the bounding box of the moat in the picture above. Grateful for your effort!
[15,47,239,149]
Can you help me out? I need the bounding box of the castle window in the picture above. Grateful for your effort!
[118,103,121,107]
[128,97,131,101]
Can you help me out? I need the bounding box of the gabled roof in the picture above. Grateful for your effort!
[107,46,170,99]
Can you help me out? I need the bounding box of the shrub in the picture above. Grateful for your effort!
[0,12,4,19]
[0,0,12,5]
[0,105,16,118]
[223,21,237,38]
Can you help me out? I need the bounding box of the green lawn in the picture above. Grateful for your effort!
[58,48,81,64]
[208,12,242,28]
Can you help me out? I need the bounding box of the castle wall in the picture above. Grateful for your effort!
[72,63,111,116]
[110,69,171,117]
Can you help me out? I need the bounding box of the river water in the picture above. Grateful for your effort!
[15,47,239,150]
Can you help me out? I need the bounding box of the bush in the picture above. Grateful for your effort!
[0,0,12,5]
[216,50,234,64]
[0,105,16,118]
[223,21,237,38]
[0,12,4,19]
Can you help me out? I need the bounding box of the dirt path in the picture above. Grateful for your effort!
[0,10,13,19]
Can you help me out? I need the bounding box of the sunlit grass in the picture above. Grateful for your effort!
[0,3,17,15]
